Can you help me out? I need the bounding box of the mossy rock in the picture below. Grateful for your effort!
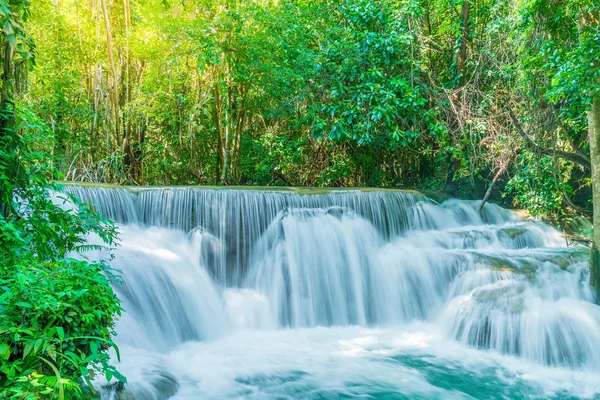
[498,228,526,239]
[56,180,424,196]
[99,370,179,400]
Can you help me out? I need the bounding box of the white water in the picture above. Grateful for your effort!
[62,186,600,399]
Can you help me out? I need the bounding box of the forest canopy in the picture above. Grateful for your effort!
[16,0,600,219]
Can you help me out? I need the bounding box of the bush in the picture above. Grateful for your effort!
[0,188,125,399]
[0,259,123,399]
[1,104,125,398]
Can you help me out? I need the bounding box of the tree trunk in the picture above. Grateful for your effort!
[100,0,120,147]
[0,39,15,217]
[456,0,470,87]
[221,62,231,184]
[1,41,15,130]
[445,0,470,195]
[122,0,134,180]
[479,164,507,211]
[589,97,600,291]
[213,77,224,184]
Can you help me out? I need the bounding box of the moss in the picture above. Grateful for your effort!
[498,228,526,239]
[470,249,589,283]
[418,188,451,204]
[56,181,423,196]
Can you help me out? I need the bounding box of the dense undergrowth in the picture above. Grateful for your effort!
[1,83,125,400]
[26,0,599,227]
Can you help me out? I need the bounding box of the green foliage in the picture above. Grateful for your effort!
[0,258,124,399]
[523,0,600,102]
[0,0,35,61]
[1,31,125,396]
[509,0,600,220]
[1,108,125,398]
[505,151,572,218]
[16,0,600,215]
[307,0,431,145]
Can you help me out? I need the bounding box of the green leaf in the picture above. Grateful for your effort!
[56,326,64,341]
[110,368,127,383]
[23,342,33,358]
[0,343,10,360]
[6,33,16,47]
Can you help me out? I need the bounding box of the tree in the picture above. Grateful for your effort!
[591,96,600,288]
[520,0,599,287]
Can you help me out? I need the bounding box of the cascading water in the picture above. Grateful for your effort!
[62,185,600,399]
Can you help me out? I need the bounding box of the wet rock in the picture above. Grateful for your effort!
[100,370,179,400]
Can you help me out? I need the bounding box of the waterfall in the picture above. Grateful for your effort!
[61,185,600,400]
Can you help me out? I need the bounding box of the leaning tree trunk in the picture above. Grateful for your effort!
[589,97,600,291]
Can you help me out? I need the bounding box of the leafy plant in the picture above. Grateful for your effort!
[1,96,125,400]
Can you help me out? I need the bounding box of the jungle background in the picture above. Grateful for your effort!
[22,0,599,223]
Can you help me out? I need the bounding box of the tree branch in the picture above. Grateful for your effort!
[507,107,591,169]
[479,163,507,211]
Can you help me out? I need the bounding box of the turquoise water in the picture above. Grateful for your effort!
[111,325,600,399]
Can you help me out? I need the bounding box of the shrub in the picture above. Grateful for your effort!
[0,188,126,399]
[1,104,126,398]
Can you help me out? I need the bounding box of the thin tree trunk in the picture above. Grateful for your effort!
[213,77,224,184]
[221,63,231,184]
[231,84,246,181]
[100,0,120,147]
[479,164,507,211]
[456,0,470,87]
[122,0,134,179]
[0,39,15,217]
[1,41,14,123]
[92,64,105,154]
[445,0,470,195]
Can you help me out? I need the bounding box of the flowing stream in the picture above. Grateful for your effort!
[64,185,600,399]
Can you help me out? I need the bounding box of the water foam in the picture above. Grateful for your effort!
[59,185,599,399]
